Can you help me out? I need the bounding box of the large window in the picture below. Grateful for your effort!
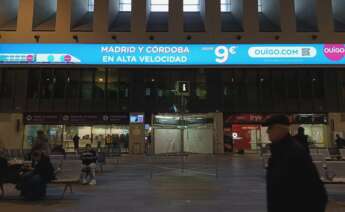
[221,0,231,12]
[88,0,94,12]
[120,0,132,12]
[258,0,263,12]
[184,0,200,12]
[151,0,169,12]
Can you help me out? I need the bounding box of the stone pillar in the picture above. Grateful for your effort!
[316,0,333,33]
[17,0,34,32]
[94,0,109,32]
[243,0,259,33]
[56,0,71,32]
[205,0,221,34]
[169,0,183,33]
[131,0,147,35]
[0,113,24,150]
[280,0,296,32]
[212,112,224,154]
[129,113,145,154]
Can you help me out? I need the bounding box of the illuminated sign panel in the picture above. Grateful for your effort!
[0,43,344,65]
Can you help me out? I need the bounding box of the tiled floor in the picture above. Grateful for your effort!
[0,154,344,212]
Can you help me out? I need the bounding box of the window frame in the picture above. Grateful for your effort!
[221,0,231,13]
[150,0,169,12]
[88,0,95,12]
[183,0,200,12]
[258,0,263,13]
[119,0,132,12]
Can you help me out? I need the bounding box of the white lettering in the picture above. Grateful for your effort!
[101,46,136,53]
[145,46,190,54]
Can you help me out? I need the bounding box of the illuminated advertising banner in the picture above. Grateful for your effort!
[0,43,344,65]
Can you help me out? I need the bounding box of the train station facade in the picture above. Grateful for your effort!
[0,0,345,154]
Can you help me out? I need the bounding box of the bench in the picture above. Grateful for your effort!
[0,178,80,200]
[49,178,80,199]
[321,177,345,185]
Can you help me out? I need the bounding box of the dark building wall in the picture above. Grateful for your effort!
[0,68,343,114]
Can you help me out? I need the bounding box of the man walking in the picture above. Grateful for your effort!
[264,115,328,212]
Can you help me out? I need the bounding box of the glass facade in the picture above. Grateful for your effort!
[0,68,342,114]
[24,124,129,152]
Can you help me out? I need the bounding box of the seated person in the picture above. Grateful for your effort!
[1,150,26,185]
[0,152,8,182]
[80,144,97,185]
[19,151,55,200]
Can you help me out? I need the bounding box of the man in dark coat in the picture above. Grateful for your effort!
[20,151,55,200]
[293,127,310,153]
[264,115,328,212]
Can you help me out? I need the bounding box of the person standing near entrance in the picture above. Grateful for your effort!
[73,134,80,154]
[32,130,50,156]
[264,115,328,212]
[335,134,345,149]
[293,127,310,153]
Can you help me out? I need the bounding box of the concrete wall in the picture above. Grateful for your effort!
[33,0,57,26]
[332,0,345,23]
[0,113,23,150]
[263,0,280,27]
[0,0,19,26]
[0,0,343,43]
[71,0,88,27]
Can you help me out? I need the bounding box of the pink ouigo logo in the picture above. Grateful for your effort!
[323,44,345,61]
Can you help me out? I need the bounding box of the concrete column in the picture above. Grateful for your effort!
[169,0,183,33]
[280,0,296,32]
[243,0,259,33]
[56,0,71,32]
[212,112,224,154]
[94,0,109,32]
[0,113,24,150]
[17,0,34,32]
[132,0,147,34]
[205,0,221,34]
[316,0,333,33]
[129,121,145,154]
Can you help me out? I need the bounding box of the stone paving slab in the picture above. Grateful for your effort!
[0,154,344,212]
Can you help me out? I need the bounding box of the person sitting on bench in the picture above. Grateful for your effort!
[0,150,8,183]
[19,150,55,200]
[80,144,97,185]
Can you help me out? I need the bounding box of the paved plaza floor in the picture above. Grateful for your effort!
[0,154,345,212]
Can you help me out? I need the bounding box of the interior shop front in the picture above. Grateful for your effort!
[224,114,330,153]
[23,113,131,153]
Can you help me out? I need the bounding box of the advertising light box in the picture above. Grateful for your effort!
[0,43,344,66]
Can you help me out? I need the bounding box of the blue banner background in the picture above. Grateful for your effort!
[0,43,344,65]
